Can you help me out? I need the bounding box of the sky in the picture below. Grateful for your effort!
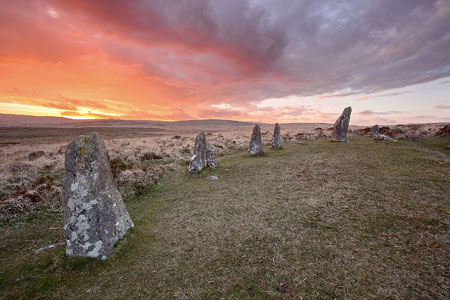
[0,0,450,125]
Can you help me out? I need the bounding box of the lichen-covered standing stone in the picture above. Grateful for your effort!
[188,131,218,174]
[248,124,263,155]
[332,107,352,142]
[63,132,133,259]
[272,123,283,149]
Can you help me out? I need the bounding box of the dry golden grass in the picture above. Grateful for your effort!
[0,136,449,299]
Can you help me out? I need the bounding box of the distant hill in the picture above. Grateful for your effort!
[0,114,255,128]
[0,113,77,127]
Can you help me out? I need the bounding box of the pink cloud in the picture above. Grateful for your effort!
[359,110,402,115]
[355,91,409,101]
[434,105,450,109]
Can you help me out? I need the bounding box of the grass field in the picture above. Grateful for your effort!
[1,136,449,299]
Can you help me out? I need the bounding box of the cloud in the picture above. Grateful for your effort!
[355,91,409,101]
[359,110,402,116]
[198,109,243,119]
[355,117,397,125]
[316,91,360,99]
[434,104,450,109]
[0,0,450,121]
[415,115,436,119]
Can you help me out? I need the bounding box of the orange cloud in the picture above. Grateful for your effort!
[1,1,449,124]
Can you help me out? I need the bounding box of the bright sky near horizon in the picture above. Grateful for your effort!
[0,0,449,125]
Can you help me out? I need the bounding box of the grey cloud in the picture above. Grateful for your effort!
[5,0,450,104]
[415,115,436,119]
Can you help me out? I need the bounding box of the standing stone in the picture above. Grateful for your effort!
[372,124,397,142]
[272,123,283,149]
[371,124,380,138]
[63,132,133,260]
[332,107,352,142]
[248,124,263,155]
[188,132,218,174]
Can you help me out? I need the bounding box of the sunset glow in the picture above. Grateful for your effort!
[1,0,450,124]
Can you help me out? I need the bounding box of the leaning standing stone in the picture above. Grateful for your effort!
[188,132,218,174]
[63,132,133,260]
[332,107,352,142]
[248,124,263,155]
[272,123,283,149]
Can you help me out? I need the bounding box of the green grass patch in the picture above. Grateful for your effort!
[0,136,449,299]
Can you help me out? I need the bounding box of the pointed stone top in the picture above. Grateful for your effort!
[197,131,206,139]
[332,107,352,142]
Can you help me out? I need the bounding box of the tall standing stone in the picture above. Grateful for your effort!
[332,107,352,142]
[272,123,283,149]
[63,132,133,260]
[188,132,218,174]
[248,124,263,155]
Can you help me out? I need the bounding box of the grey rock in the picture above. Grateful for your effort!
[380,135,397,142]
[63,132,133,260]
[34,242,65,255]
[372,124,397,142]
[206,176,219,180]
[188,132,218,174]
[377,134,397,142]
[272,123,283,149]
[332,107,352,142]
[371,125,380,138]
[248,124,263,155]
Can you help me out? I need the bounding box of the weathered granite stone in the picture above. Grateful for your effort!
[63,132,133,260]
[372,124,397,142]
[248,124,263,155]
[371,124,380,138]
[188,132,218,174]
[332,107,352,142]
[272,123,283,149]
[380,135,397,142]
